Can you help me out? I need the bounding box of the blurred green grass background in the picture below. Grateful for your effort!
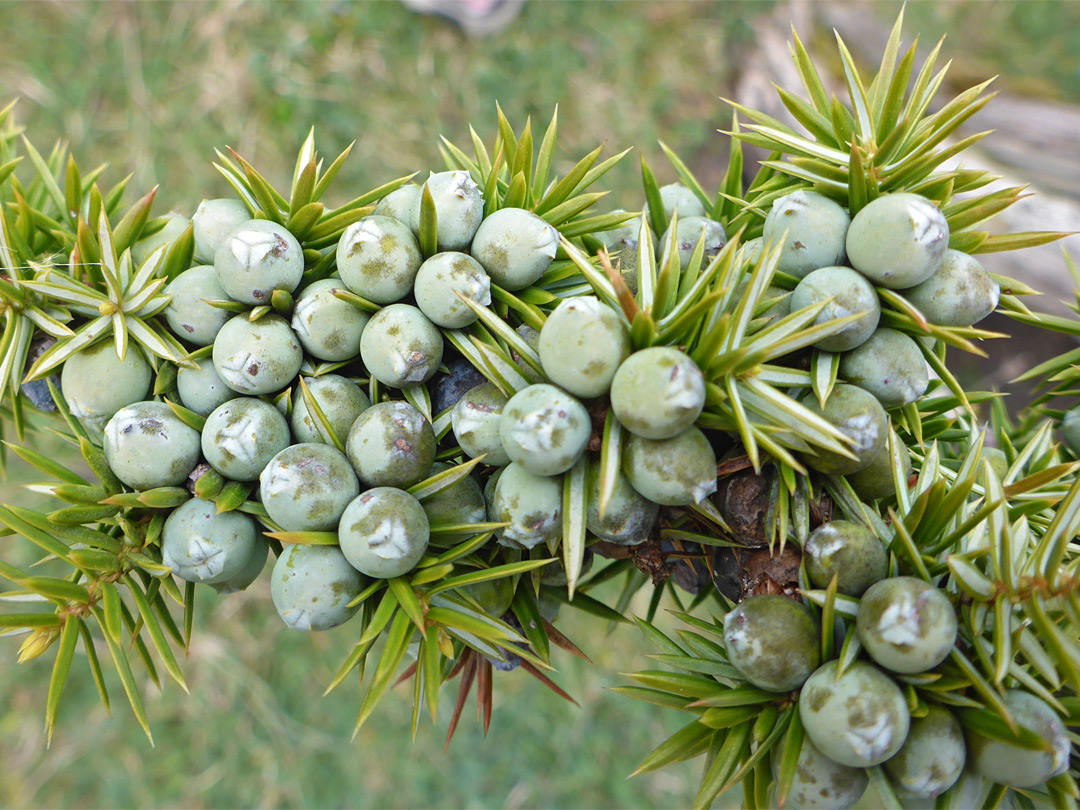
[1,1,1078,807]
[0,0,765,213]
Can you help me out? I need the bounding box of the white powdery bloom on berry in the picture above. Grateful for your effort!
[217,351,257,391]
[876,595,922,646]
[665,365,706,411]
[844,714,896,764]
[722,625,760,660]
[842,410,882,450]
[447,170,478,199]
[228,229,286,267]
[510,408,560,454]
[282,609,314,631]
[290,296,319,340]
[691,478,719,504]
[214,415,260,466]
[368,518,412,561]
[350,217,389,246]
[390,347,433,384]
[534,221,559,258]
[908,197,948,247]
[180,536,226,581]
[67,396,94,422]
[465,272,492,307]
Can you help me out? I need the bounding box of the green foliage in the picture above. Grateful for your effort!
[1,1,762,211]
[0,7,1077,810]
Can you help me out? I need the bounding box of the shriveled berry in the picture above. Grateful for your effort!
[799,660,910,768]
[470,207,557,290]
[431,356,487,415]
[499,383,591,476]
[791,266,880,352]
[762,190,850,279]
[259,443,359,532]
[610,347,705,440]
[162,497,257,584]
[336,216,422,304]
[846,193,948,289]
[538,296,630,399]
[346,400,435,488]
[271,543,363,631]
[339,488,430,578]
[669,555,712,595]
[104,401,201,490]
[622,427,717,506]
[856,576,957,674]
[723,594,819,692]
[202,397,290,482]
[804,520,887,597]
[452,382,511,466]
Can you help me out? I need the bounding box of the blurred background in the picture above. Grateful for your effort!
[0,1,1078,807]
